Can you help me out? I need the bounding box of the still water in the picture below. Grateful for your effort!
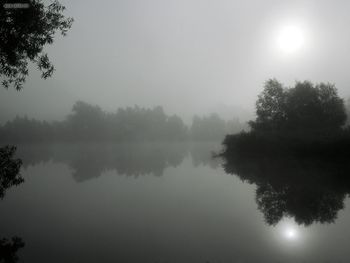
[1,142,350,262]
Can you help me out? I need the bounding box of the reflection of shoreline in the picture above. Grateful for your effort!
[15,142,222,182]
[0,142,222,262]
[0,146,23,199]
[221,147,350,226]
[0,236,25,262]
[0,145,25,262]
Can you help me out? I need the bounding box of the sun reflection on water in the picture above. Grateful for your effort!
[284,227,298,240]
[273,218,306,246]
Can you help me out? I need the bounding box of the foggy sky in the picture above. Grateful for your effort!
[1,0,350,123]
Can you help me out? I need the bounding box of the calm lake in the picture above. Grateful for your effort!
[1,142,350,262]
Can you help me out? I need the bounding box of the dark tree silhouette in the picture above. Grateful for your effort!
[0,237,25,263]
[249,79,286,132]
[250,79,347,133]
[255,183,346,225]
[0,145,23,199]
[220,79,350,225]
[0,0,73,90]
[0,146,24,262]
[221,148,350,226]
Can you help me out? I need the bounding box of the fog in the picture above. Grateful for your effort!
[4,1,350,262]
[1,0,350,123]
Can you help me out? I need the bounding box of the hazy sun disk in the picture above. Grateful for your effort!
[284,227,298,240]
[276,25,305,54]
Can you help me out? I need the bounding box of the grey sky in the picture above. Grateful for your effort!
[1,0,350,123]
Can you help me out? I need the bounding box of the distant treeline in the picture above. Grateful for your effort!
[0,101,246,142]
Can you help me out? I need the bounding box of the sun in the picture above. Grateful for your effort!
[276,25,305,54]
[284,227,298,240]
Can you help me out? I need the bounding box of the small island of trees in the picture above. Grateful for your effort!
[222,79,350,158]
[220,79,350,225]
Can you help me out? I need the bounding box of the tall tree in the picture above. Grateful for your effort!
[249,79,286,132]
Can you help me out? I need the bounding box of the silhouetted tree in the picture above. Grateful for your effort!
[0,0,73,90]
[0,146,26,261]
[0,145,23,199]
[221,78,350,225]
[256,183,346,225]
[221,147,350,226]
[249,79,286,132]
[250,79,346,134]
[0,237,25,263]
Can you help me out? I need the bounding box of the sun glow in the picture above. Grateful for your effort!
[276,24,305,54]
[284,227,298,240]
[273,219,304,244]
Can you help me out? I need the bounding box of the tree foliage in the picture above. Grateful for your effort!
[0,0,73,90]
[250,79,347,133]
[221,79,350,225]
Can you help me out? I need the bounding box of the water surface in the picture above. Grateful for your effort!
[1,142,350,262]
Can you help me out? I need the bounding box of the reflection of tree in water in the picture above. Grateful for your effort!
[17,143,190,182]
[16,142,224,182]
[0,237,25,263]
[255,183,346,225]
[0,146,25,262]
[0,146,23,199]
[67,143,189,182]
[222,148,350,226]
[190,142,222,169]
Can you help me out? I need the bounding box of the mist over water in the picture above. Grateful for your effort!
[0,142,349,263]
[2,0,350,262]
[2,0,350,123]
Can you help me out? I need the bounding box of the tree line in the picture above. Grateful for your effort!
[0,101,246,143]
